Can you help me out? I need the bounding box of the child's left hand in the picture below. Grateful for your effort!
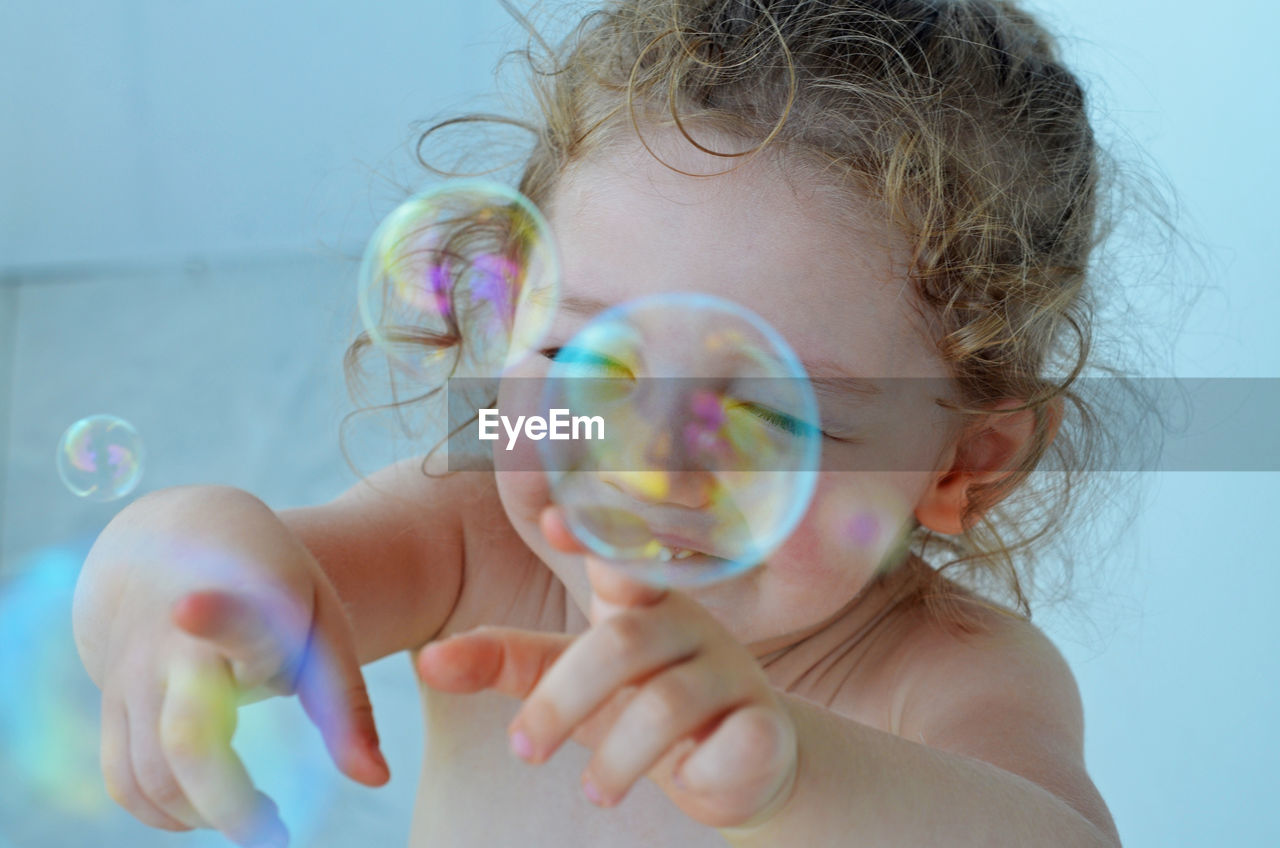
[415,507,799,830]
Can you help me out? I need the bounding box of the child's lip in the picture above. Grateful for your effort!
[622,520,731,563]
[650,530,716,557]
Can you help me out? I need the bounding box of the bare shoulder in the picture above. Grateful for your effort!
[893,588,1083,746]
[886,573,1118,840]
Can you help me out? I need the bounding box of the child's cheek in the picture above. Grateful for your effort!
[765,517,851,586]
[491,376,555,528]
[767,474,914,589]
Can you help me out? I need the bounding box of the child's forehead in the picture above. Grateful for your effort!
[542,144,935,379]
[552,133,842,219]
[548,131,906,269]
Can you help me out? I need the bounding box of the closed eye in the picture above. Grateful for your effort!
[732,402,860,443]
[540,346,633,377]
[731,402,822,439]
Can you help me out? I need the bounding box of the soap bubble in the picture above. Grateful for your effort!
[540,293,821,588]
[358,180,560,381]
[55,415,144,502]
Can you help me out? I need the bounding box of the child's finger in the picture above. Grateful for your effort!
[100,693,195,831]
[126,695,206,828]
[507,603,703,763]
[671,702,797,827]
[538,505,668,613]
[538,505,589,553]
[582,652,756,807]
[416,626,575,698]
[584,556,667,619]
[293,575,389,787]
[160,657,290,847]
[172,589,306,690]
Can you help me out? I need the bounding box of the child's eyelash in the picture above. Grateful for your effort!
[732,403,822,439]
[540,346,631,374]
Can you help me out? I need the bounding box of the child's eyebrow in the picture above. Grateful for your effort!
[801,359,884,399]
[553,294,882,399]
[557,294,615,316]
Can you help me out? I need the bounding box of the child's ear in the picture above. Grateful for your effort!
[914,397,1063,535]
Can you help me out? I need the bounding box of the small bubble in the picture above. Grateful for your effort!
[55,415,144,502]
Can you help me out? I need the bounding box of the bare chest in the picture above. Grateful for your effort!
[409,683,727,848]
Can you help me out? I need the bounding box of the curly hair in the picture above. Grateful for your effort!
[347,0,1149,626]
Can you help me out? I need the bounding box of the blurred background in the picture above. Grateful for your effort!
[1,1,1275,846]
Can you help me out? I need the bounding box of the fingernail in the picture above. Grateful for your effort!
[582,779,604,805]
[510,730,534,761]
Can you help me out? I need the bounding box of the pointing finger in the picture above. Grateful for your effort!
[160,656,289,848]
[585,556,668,618]
[539,505,666,617]
[293,575,389,788]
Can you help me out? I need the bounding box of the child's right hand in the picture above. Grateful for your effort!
[84,491,390,848]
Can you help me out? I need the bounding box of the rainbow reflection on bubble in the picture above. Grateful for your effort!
[55,415,144,502]
[357,180,560,380]
[539,293,821,588]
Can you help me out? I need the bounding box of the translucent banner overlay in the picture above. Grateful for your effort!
[444,377,1280,472]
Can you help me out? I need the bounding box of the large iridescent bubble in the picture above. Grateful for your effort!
[539,293,821,588]
[357,180,560,380]
[55,415,144,502]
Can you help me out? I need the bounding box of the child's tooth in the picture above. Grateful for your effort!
[657,545,674,562]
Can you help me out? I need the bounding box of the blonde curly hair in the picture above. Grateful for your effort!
[348,0,1140,625]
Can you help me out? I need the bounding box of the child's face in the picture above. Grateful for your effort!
[493,127,958,655]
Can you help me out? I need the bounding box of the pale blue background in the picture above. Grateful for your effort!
[1,2,1276,846]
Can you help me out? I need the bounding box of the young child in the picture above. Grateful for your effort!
[73,1,1124,846]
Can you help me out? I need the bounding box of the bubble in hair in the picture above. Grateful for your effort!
[357,180,560,380]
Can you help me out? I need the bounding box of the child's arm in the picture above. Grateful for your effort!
[275,455,469,663]
[720,628,1121,848]
[73,458,468,846]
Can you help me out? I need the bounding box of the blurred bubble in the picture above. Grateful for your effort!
[0,546,106,833]
[0,544,340,847]
[55,415,144,502]
[540,293,821,588]
[358,179,560,380]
